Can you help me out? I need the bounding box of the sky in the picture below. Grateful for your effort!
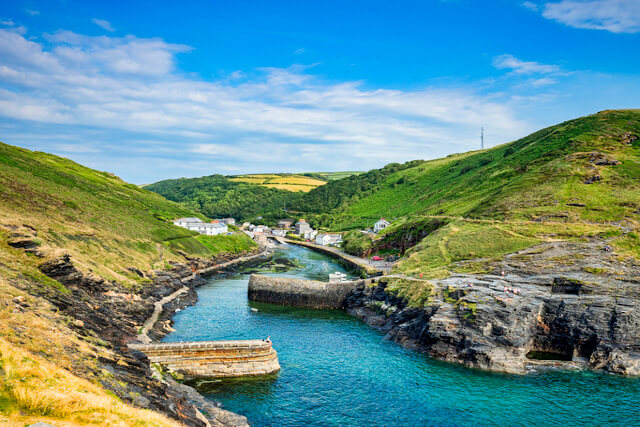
[0,0,639,184]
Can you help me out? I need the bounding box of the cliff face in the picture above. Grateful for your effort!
[33,252,250,426]
[345,241,640,375]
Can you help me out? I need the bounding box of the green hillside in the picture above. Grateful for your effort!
[327,109,639,276]
[0,142,256,285]
[328,109,640,228]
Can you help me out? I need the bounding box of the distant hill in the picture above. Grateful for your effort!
[228,173,327,192]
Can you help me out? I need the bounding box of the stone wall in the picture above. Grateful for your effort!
[247,274,377,309]
[129,340,280,379]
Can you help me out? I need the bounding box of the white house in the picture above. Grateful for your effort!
[315,233,342,246]
[253,225,269,234]
[315,234,331,245]
[173,217,203,227]
[271,229,287,237]
[173,218,228,235]
[303,229,318,241]
[196,222,228,236]
[374,218,390,233]
[295,219,312,235]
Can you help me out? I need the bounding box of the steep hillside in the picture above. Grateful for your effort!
[330,110,640,276]
[0,142,256,426]
[0,143,256,284]
[329,109,640,228]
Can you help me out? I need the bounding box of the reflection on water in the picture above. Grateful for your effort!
[165,244,640,426]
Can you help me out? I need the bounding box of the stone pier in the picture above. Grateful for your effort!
[248,274,378,309]
[129,340,280,378]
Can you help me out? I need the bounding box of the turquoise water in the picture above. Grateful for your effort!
[164,245,640,426]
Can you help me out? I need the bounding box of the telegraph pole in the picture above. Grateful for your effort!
[481,127,484,150]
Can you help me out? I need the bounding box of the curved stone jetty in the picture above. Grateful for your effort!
[129,340,280,378]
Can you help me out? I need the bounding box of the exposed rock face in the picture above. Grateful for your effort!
[24,253,250,426]
[345,242,640,375]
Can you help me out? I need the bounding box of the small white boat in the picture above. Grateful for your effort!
[329,271,348,283]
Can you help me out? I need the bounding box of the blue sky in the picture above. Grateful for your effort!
[0,0,639,183]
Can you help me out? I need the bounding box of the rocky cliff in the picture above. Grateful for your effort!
[345,241,640,375]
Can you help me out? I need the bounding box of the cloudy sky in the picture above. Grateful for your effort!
[1,0,639,183]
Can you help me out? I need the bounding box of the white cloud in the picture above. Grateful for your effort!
[541,0,640,33]
[25,9,40,16]
[92,18,115,32]
[0,27,530,182]
[493,54,560,75]
[521,1,540,11]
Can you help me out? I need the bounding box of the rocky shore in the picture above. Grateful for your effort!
[17,245,269,427]
[345,241,640,375]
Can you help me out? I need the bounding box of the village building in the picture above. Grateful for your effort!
[271,229,287,237]
[295,219,312,235]
[173,217,203,227]
[253,225,270,234]
[278,219,294,229]
[315,233,342,246]
[303,229,318,241]
[374,218,390,233]
[219,218,236,226]
[173,218,228,236]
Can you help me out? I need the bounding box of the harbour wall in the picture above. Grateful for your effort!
[129,340,280,379]
[248,273,378,309]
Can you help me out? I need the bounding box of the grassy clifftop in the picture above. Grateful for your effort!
[0,142,256,285]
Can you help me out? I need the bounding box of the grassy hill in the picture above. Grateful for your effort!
[0,142,256,425]
[0,143,256,285]
[324,110,639,276]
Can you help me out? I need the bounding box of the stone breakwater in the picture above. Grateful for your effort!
[248,274,377,309]
[129,340,280,379]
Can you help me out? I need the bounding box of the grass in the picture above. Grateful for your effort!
[0,141,255,285]
[0,142,259,423]
[393,219,621,277]
[383,277,434,308]
[329,110,640,229]
[0,339,181,427]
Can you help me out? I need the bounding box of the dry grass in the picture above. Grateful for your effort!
[0,339,182,427]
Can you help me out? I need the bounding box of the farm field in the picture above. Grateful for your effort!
[228,173,328,192]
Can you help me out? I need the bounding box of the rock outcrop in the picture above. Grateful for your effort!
[345,241,640,375]
[19,251,253,427]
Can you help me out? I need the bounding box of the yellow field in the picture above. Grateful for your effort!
[229,174,328,192]
[264,183,317,192]
[270,176,326,186]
